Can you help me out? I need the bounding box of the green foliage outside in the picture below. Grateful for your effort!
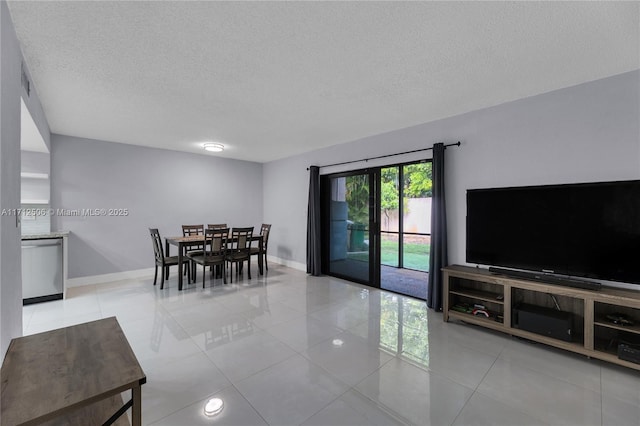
[380,239,430,271]
[346,162,433,225]
[347,239,430,272]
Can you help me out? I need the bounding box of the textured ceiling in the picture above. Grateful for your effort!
[8,1,640,163]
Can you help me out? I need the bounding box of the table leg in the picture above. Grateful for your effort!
[132,385,142,425]
[258,237,264,275]
[178,243,184,291]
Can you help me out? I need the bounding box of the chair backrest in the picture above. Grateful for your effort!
[230,227,253,252]
[182,224,204,236]
[207,223,228,230]
[149,228,164,262]
[204,227,229,255]
[207,223,229,238]
[260,224,271,248]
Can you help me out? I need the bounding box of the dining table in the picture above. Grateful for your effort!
[165,234,264,290]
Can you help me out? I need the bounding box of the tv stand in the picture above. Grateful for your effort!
[487,267,602,291]
[444,265,640,371]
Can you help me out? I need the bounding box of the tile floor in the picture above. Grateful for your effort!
[22,265,640,425]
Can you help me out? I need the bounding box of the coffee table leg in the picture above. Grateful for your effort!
[132,385,142,425]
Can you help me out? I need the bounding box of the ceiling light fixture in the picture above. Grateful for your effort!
[203,143,224,152]
[204,397,224,417]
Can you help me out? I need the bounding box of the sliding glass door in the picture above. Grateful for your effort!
[321,170,380,286]
[321,161,431,299]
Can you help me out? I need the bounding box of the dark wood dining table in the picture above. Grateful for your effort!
[165,234,264,290]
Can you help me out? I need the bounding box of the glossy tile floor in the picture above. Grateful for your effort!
[23,265,640,425]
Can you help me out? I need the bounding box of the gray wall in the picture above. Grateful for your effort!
[264,70,640,271]
[51,135,263,279]
[1,0,23,357]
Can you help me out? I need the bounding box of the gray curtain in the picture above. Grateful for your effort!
[306,166,322,276]
[427,143,448,310]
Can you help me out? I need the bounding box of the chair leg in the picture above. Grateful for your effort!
[153,265,158,285]
[247,259,251,280]
[202,264,206,288]
[160,266,165,289]
[265,253,268,271]
[222,263,227,284]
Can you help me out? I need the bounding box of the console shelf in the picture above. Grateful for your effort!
[449,289,504,305]
[444,265,640,371]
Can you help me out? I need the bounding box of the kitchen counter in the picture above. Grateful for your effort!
[22,231,69,240]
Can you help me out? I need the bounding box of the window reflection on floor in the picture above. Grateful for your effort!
[376,292,429,367]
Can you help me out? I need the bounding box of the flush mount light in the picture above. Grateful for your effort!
[204,397,224,417]
[332,338,344,347]
[203,143,224,152]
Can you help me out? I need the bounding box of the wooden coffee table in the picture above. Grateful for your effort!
[1,317,146,425]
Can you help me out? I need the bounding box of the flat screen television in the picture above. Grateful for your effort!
[466,179,640,286]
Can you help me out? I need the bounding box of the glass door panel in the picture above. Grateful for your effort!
[327,173,372,283]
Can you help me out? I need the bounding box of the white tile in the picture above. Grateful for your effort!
[452,392,549,426]
[278,289,335,313]
[303,331,394,386]
[414,337,498,389]
[310,301,376,330]
[28,294,101,324]
[187,312,259,352]
[428,319,511,357]
[499,337,602,393]
[264,316,342,352]
[246,300,306,329]
[122,316,203,371]
[236,354,349,426]
[140,351,231,424]
[23,311,104,336]
[601,363,640,406]
[149,386,267,425]
[203,330,297,383]
[602,393,640,426]
[356,358,474,425]
[302,390,406,426]
[477,358,602,425]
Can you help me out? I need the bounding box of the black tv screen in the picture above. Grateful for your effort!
[466,180,640,285]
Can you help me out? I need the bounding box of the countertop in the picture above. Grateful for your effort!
[21,231,69,240]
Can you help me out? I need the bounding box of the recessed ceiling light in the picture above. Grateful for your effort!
[332,338,344,347]
[204,397,224,417]
[203,143,224,152]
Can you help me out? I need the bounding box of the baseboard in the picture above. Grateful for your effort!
[267,256,306,272]
[67,258,306,289]
[66,268,155,288]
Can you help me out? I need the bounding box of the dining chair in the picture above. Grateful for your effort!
[149,228,190,289]
[226,227,253,283]
[250,224,271,273]
[188,228,229,287]
[204,225,228,280]
[182,224,204,277]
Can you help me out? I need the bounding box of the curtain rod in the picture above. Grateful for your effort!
[307,141,460,170]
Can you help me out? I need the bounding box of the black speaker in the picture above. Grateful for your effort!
[512,303,573,342]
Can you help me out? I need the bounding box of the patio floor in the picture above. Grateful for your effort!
[381,265,428,300]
